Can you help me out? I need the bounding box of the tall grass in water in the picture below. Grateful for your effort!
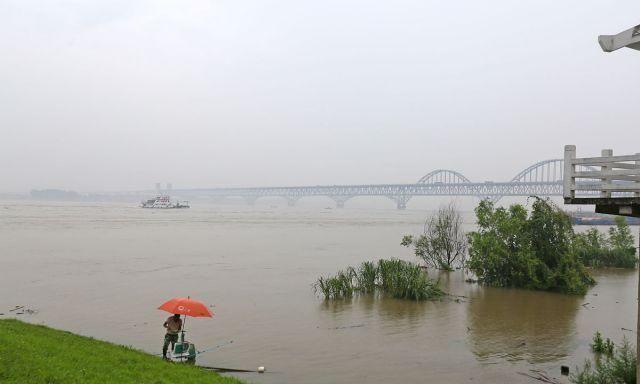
[377,259,442,300]
[314,259,442,301]
[315,268,356,299]
[356,261,377,293]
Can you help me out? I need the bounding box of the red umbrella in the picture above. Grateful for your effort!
[158,296,213,342]
[158,297,214,318]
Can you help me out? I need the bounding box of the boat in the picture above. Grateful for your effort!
[140,195,190,209]
[569,211,640,225]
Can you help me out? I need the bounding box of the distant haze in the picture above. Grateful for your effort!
[1,1,639,193]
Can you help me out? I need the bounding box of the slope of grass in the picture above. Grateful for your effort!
[0,319,245,384]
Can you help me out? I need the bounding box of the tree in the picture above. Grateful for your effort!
[573,217,637,268]
[467,198,595,295]
[573,228,607,267]
[609,216,635,252]
[402,203,467,270]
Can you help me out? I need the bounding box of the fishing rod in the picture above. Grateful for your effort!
[200,365,267,373]
[195,341,268,374]
[155,340,267,374]
[196,340,234,356]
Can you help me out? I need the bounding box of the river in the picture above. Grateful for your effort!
[1,201,638,383]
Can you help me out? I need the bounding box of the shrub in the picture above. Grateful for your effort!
[572,337,636,384]
[467,198,595,295]
[573,218,638,268]
[591,331,614,356]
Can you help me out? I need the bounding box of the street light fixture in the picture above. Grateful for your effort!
[595,22,640,382]
[598,23,640,52]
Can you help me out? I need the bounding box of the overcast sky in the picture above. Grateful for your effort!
[1,1,639,193]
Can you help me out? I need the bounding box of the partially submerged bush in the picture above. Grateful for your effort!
[591,331,614,356]
[467,198,595,295]
[571,337,636,384]
[574,217,637,268]
[314,259,443,301]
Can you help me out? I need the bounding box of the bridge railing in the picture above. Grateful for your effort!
[563,145,640,215]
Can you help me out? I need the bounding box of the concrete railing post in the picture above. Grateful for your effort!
[563,145,576,199]
[635,154,640,198]
[601,149,613,198]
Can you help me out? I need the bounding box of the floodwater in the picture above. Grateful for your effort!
[1,201,638,383]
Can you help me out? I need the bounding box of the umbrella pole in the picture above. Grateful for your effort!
[182,314,187,343]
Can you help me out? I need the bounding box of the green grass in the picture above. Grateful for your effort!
[0,319,245,384]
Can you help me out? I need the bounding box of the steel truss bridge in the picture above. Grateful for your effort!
[167,159,604,209]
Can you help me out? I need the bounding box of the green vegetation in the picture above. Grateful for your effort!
[467,198,595,295]
[0,319,244,384]
[574,217,637,268]
[401,203,467,270]
[315,267,356,299]
[571,336,636,384]
[314,259,443,300]
[591,331,615,356]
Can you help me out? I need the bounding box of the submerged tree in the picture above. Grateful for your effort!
[573,217,637,268]
[467,198,595,295]
[401,203,467,271]
[609,216,636,252]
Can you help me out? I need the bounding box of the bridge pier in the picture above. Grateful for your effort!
[284,196,298,207]
[330,195,352,209]
[244,196,258,206]
[210,196,226,204]
[387,195,411,210]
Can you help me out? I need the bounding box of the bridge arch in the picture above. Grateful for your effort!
[510,159,597,183]
[417,169,471,184]
[510,159,564,183]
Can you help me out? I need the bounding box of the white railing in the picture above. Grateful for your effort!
[563,145,640,199]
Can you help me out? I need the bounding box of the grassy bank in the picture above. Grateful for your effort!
[0,319,245,384]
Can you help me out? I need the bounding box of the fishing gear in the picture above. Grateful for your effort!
[154,339,233,358]
[200,365,266,373]
[196,340,234,356]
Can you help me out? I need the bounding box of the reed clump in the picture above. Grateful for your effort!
[315,267,356,299]
[314,259,443,301]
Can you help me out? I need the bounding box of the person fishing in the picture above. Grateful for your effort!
[162,313,182,359]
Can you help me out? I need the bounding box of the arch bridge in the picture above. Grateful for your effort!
[172,159,597,209]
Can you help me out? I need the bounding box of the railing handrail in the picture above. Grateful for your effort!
[563,145,640,199]
[571,154,640,165]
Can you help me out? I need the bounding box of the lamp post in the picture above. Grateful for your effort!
[597,24,640,382]
[598,23,640,52]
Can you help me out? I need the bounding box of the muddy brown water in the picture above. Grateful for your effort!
[1,201,638,383]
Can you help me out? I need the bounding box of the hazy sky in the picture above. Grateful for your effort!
[1,1,639,192]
